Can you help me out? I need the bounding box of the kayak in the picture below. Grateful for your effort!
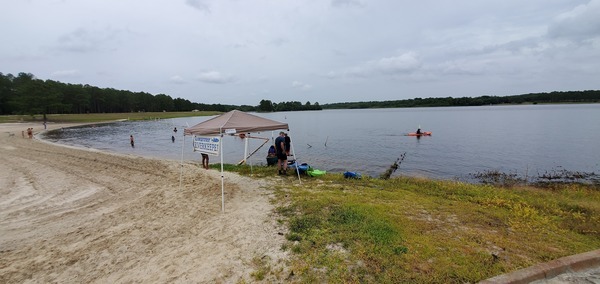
[307,169,326,177]
[407,131,432,136]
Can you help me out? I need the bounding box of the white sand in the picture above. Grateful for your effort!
[0,122,289,283]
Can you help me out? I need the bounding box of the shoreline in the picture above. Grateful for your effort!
[0,122,289,283]
[28,120,600,187]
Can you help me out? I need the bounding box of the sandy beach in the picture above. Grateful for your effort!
[0,122,288,283]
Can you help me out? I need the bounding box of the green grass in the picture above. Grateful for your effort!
[221,164,600,283]
[0,111,221,123]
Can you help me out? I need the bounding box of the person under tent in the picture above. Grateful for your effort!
[275,131,287,175]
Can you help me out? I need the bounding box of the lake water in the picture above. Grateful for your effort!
[42,104,600,182]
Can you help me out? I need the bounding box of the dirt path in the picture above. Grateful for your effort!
[0,123,288,283]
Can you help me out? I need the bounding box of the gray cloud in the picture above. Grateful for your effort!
[186,0,210,12]
[56,27,123,53]
[57,29,102,53]
[329,53,422,78]
[268,37,289,47]
[196,71,235,84]
[331,0,363,7]
[51,69,81,78]
[547,0,600,42]
[169,75,187,84]
[292,81,312,91]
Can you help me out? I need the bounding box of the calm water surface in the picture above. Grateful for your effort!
[43,104,600,181]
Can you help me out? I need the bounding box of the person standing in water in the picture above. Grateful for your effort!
[130,135,135,147]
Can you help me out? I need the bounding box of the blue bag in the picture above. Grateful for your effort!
[343,171,362,179]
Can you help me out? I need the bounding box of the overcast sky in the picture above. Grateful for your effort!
[2,0,599,105]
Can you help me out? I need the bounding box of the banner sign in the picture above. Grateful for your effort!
[193,136,220,156]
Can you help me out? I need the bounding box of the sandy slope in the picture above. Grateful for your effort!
[0,123,288,283]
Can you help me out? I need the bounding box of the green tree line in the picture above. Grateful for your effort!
[2,72,597,116]
[257,99,321,112]
[0,72,322,115]
[322,91,600,109]
[0,72,251,115]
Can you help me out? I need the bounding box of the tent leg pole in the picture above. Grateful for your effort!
[220,134,225,213]
[289,131,301,184]
[243,134,248,164]
[179,134,186,190]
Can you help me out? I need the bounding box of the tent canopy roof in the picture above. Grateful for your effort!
[184,110,288,136]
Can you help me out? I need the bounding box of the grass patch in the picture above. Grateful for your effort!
[250,256,270,281]
[221,164,600,282]
[209,163,278,177]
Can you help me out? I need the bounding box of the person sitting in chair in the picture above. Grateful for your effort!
[266,145,277,166]
[267,145,276,157]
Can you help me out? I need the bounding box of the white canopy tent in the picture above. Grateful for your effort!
[182,110,300,212]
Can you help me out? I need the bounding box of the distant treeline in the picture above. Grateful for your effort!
[1,72,597,116]
[0,72,321,115]
[322,90,600,109]
[257,99,321,112]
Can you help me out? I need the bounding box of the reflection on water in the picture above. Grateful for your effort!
[42,104,600,181]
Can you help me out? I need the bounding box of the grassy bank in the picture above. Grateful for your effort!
[0,111,221,123]
[218,164,600,283]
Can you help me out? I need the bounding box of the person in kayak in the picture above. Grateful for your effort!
[416,128,422,135]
